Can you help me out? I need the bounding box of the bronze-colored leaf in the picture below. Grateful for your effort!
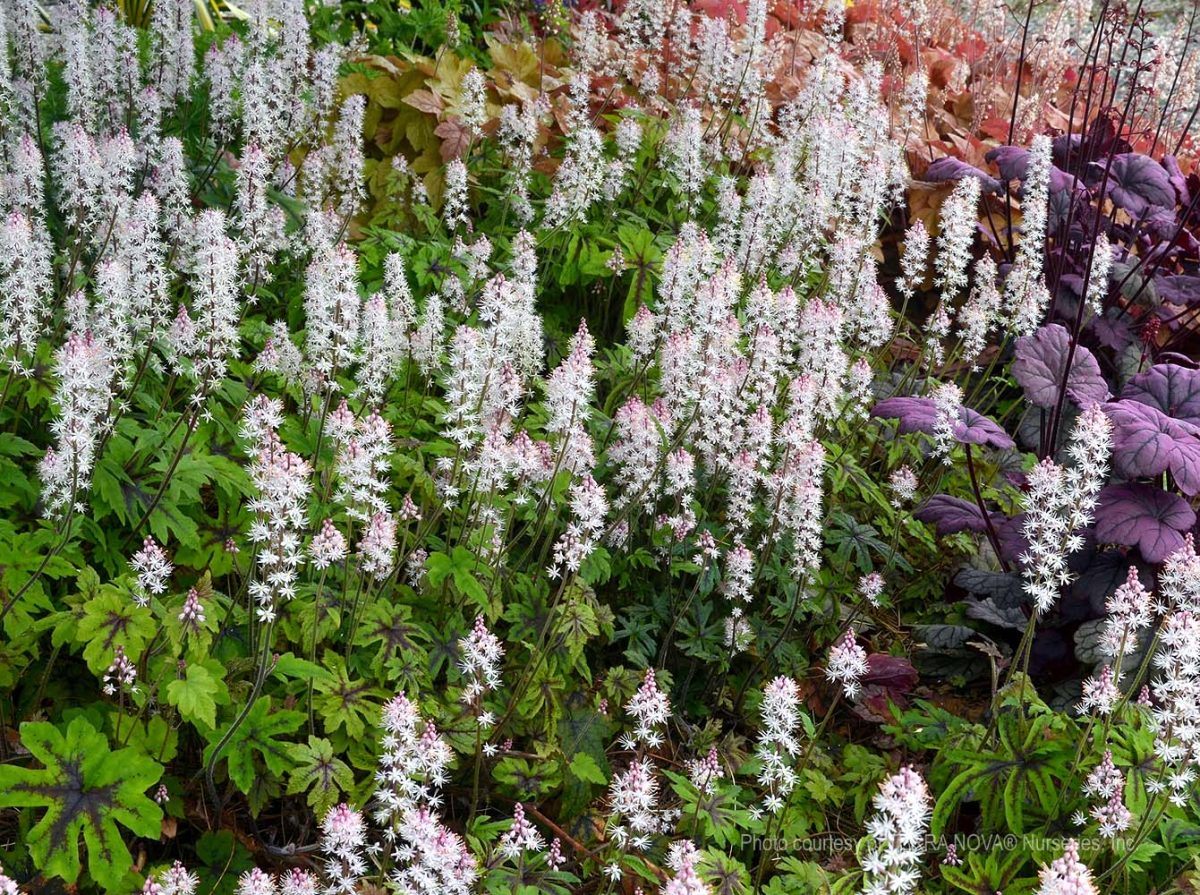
[402,89,444,115]
[435,118,471,162]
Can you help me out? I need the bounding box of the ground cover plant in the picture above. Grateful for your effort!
[1,0,1200,893]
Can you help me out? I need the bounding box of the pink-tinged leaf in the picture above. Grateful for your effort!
[402,89,444,115]
[1012,323,1110,409]
[923,156,1002,194]
[1121,363,1200,428]
[435,118,471,162]
[915,495,988,535]
[1103,399,1200,496]
[1091,153,1176,218]
[871,398,1014,449]
[871,396,938,433]
[1095,483,1196,563]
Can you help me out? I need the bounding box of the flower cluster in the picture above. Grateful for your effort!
[373,694,478,893]
[1020,405,1112,614]
[755,676,803,813]
[826,629,869,699]
[129,537,172,606]
[622,668,671,749]
[1033,840,1098,895]
[859,766,931,895]
[458,616,503,726]
[241,397,312,623]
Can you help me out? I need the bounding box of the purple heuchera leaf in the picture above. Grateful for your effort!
[1012,323,1110,409]
[1048,166,1084,197]
[1121,364,1200,428]
[1103,399,1200,496]
[924,157,1002,194]
[984,146,1077,202]
[1164,155,1190,206]
[992,512,1030,565]
[985,145,1029,182]
[956,408,1016,449]
[1095,483,1196,563]
[1156,275,1200,306]
[871,397,937,433]
[1054,119,1132,174]
[871,398,1014,449]
[1091,153,1177,218]
[915,495,988,535]
[1090,312,1135,351]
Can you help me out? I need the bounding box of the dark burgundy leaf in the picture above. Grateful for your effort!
[1058,273,1085,300]
[915,495,988,535]
[1156,275,1200,306]
[983,145,1076,204]
[871,396,937,434]
[1104,399,1200,496]
[862,654,918,692]
[1122,364,1200,428]
[1145,207,1181,241]
[1095,483,1196,563]
[1012,323,1110,409]
[955,408,1017,450]
[923,157,1002,194]
[1054,117,1131,174]
[1091,153,1177,218]
[1047,170,1084,228]
[911,623,983,653]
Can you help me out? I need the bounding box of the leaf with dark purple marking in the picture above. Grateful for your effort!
[1090,311,1135,351]
[1122,363,1200,428]
[872,397,1014,449]
[954,408,1016,449]
[871,396,937,434]
[955,567,1024,607]
[965,598,1027,630]
[1091,153,1177,217]
[0,716,163,890]
[1156,275,1200,306]
[1094,483,1197,563]
[1104,399,1200,496]
[1012,323,1110,409]
[915,495,988,535]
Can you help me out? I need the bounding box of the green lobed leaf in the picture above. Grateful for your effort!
[0,717,162,890]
